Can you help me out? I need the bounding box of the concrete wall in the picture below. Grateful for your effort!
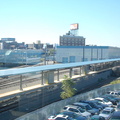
[15,83,120,120]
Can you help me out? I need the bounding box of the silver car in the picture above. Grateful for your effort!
[99,107,115,120]
[63,105,91,119]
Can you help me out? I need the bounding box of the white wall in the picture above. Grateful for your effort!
[56,46,111,63]
[108,47,120,59]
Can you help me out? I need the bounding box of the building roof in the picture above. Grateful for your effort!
[57,46,109,49]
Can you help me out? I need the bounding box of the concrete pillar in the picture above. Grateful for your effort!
[57,69,59,81]
[44,71,54,84]
[69,68,72,78]
[81,66,85,74]
[20,75,23,91]
[41,71,44,85]
[84,65,89,75]
[80,67,81,75]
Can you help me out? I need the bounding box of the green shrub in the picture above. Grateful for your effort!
[60,75,77,99]
[110,79,120,84]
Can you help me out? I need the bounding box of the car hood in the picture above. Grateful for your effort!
[81,111,91,116]
[87,109,99,114]
[99,113,110,118]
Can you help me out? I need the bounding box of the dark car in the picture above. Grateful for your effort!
[107,91,120,97]
[106,94,120,102]
[80,100,103,111]
[59,111,88,120]
[90,115,105,120]
[73,102,100,115]
[90,99,109,108]
[110,111,120,120]
[102,95,118,105]
[116,102,120,111]
[105,94,120,103]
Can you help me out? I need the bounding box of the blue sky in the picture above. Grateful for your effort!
[0,0,120,47]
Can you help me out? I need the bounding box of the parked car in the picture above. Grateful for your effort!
[63,105,91,119]
[110,111,120,120]
[107,91,120,97]
[94,97,113,107]
[48,115,56,120]
[53,114,73,120]
[48,114,73,120]
[90,115,105,120]
[73,102,100,115]
[59,111,88,120]
[90,99,109,108]
[116,102,120,111]
[80,100,103,111]
[105,94,120,102]
[102,95,118,105]
[99,107,115,120]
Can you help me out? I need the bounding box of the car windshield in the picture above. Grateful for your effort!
[55,117,69,120]
[78,108,85,113]
[111,118,120,120]
[109,96,114,98]
[91,118,99,120]
[79,105,86,110]
[117,105,120,108]
[93,103,98,107]
[102,110,110,114]
[104,99,109,102]
[96,99,102,103]
[118,92,120,95]
[63,107,67,110]
[97,102,102,105]
[62,112,79,118]
[86,105,92,110]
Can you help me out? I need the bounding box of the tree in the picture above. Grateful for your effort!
[60,75,77,99]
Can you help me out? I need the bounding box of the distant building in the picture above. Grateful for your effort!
[26,43,44,49]
[60,35,85,46]
[56,46,120,63]
[46,44,53,49]
[1,38,15,42]
[26,44,35,49]
[0,43,3,50]
[0,49,44,66]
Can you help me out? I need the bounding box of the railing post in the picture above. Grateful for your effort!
[57,69,59,81]
[80,67,81,75]
[69,68,72,78]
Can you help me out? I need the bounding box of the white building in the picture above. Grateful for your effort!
[0,43,3,49]
[56,46,120,63]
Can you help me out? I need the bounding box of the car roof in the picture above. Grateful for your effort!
[112,111,120,117]
[65,104,79,109]
[55,114,69,119]
[85,100,96,103]
[61,111,75,115]
[91,115,102,118]
[103,107,114,111]
[74,102,89,106]
[95,97,104,100]
[117,102,120,105]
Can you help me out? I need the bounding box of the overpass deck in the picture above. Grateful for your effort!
[0,58,120,76]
